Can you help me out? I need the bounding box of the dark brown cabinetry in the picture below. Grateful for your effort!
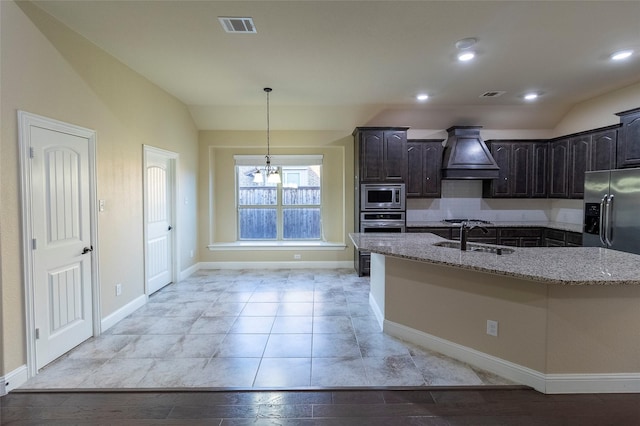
[568,134,591,199]
[408,226,580,248]
[406,139,443,198]
[549,138,569,198]
[451,227,498,244]
[616,108,640,168]
[532,142,549,197]
[497,228,543,247]
[483,140,547,198]
[356,251,371,276]
[354,127,408,182]
[544,229,582,247]
[567,128,618,199]
[591,129,617,171]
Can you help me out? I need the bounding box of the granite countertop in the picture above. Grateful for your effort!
[349,232,640,286]
[406,221,583,233]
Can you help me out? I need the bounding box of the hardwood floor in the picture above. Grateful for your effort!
[2,388,639,425]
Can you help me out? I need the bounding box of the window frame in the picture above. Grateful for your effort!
[234,155,323,242]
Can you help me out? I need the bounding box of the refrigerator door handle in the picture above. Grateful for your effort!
[599,195,608,246]
[605,194,614,247]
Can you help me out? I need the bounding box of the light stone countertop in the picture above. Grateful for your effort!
[406,221,583,233]
[349,232,640,286]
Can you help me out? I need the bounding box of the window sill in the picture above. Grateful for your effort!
[207,241,347,251]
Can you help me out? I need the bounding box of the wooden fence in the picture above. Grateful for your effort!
[239,187,320,205]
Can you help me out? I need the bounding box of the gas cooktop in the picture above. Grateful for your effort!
[441,219,493,225]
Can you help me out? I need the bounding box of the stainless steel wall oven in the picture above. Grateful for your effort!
[360,212,406,233]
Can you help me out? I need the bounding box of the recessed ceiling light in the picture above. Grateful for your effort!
[455,37,478,50]
[524,92,539,101]
[458,51,475,62]
[416,94,429,102]
[610,50,633,61]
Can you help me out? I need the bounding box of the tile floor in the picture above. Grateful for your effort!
[20,268,514,389]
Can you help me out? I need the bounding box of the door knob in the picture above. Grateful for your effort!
[82,246,93,254]
[168,226,173,231]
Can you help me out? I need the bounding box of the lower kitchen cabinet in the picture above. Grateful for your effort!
[544,229,582,247]
[407,226,580,248]
[451,227,498,244]
[565,231,583,247]
[497,228,543,247]
[355,249,370,277]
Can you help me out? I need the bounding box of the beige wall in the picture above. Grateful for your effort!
[553,81,640,137]
[0,1,198,375]
[198,130,354,263]
[384,257,640,374]
[385,258,549,372]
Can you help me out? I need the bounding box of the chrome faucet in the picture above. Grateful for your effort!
[460,221,489,251]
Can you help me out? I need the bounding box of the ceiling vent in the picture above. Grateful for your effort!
[218,17,256,34]
[480,91,506,98]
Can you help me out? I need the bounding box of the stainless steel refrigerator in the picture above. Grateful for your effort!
[583,168,640,255]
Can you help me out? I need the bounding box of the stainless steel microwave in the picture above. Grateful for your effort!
[360,183,405,211]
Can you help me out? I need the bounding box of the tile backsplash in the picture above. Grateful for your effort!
[406,180,583,224]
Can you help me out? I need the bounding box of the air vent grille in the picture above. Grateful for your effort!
[480,91,506,98]
[218,17,256,34]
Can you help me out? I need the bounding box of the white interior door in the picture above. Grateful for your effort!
[144,148,176,294]
[29,124,95,369]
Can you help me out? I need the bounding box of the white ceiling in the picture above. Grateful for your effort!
[31,0,640,131]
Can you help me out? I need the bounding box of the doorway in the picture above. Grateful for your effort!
[18,111,100,377]
[143,146,178,295]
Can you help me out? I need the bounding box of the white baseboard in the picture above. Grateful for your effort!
[179,262,200,281]
[384,319,640,394]
[1,364,28,395]
[545,373,640,394]
[100,295,147,332]
[199,261,354,270]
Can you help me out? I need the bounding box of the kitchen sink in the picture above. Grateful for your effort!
[433,241,514,255]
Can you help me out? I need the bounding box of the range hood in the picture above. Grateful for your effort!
[441,126,500,179]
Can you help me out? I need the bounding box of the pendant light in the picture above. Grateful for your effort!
[254,87,281,184]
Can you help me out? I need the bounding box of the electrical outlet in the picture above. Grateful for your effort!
[487,320,498,337]
[294,254,301,260]
[116,283,122,296]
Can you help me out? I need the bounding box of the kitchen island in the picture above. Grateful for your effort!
[349,232,640,394]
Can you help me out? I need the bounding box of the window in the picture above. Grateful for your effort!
[235,155,322,241]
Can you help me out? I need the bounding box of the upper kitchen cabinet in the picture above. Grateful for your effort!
[568,126,618,199]
[531,142,548,198]
[482,140,547,198]
[353,127,409,182]
[616,108,640,168]
[483,141,512,197]
[568,134,591,199]
[591,128,617,171]
[548,138,569,198]
[406,139,444,198]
